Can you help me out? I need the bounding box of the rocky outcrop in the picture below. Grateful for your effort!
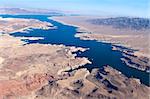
[112,45,150,72]
[0,35,90,98]
[35,66,150,99]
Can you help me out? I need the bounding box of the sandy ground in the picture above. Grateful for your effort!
[0,57,4,65]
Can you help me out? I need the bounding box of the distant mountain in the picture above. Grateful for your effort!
[0,8,64,16]
[88,17,150,30]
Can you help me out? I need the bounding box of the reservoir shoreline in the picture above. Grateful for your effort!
[0,15,149,98]
[6,15,149,86]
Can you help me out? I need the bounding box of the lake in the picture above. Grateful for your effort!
[1,15,149,86]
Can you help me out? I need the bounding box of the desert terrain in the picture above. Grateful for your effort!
[0,17,91,98]
[0,17,149,99]
[51,16,150,72]
[0,17,55,34]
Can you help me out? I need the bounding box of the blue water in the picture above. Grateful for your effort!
[1,15,149,86]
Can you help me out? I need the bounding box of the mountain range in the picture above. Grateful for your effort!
[0,8,64,15]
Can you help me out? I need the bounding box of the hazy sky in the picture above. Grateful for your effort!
[0,0,149,17]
